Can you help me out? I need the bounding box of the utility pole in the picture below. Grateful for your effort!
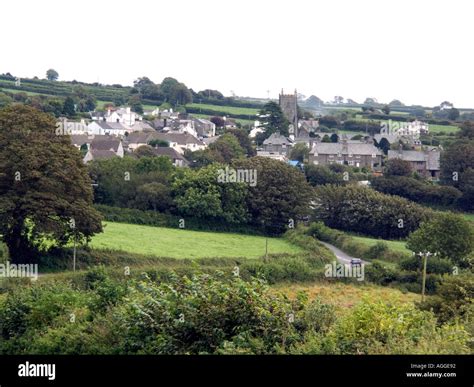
[415,251,435,302]
[73,231,77,272]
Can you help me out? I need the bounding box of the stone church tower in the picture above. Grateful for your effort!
[279,89,298,137]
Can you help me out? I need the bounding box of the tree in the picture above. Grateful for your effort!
[170,83,193,106]
[448,108,460,121]
[384,158,412,177]
[305,165,344,186]
[209,133,245,163]
[135,182,172,212]
[62,96,76,116]
[330,133,339,143]
[134,145,156,158]
[441,142,474,209]
[226,128,256,156]
[0,105,102,263]
[0,93,13,108]
[46,69,59,81]
[233,157,313,234]
[289,143,309,162]
[257,102,289,139]
[389,99,404,107]
[459,122,474,139]
[127,95,143,114]
[172,164,249,224]
[407,213,474,267]
[210,116,225,128]
[377,137,391,155]
[313,185,431,239]
[198,89,224,100]
[382,105,390,115]
[321,134,331,143]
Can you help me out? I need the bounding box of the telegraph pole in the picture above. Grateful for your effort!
[415,251,435,302]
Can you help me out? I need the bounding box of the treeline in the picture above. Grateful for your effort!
[89,156,312,235]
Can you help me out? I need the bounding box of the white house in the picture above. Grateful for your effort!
[83,136,124,163]
[105,107,142,126]
[87,121,129,136]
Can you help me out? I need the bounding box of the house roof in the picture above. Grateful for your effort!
[202,136,220,145]
[152,147,188,161]
[387,150,425,162]
[92,121,128,130]
[310,142,382,156]
[70,135,91,146]
[89,149,117,160]
[90,136,122,152]
[154,132,204,145]
[263,132,293,146]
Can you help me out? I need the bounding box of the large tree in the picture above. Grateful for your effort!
[46,69,59,81]
[407,213,474,267]
[0,105,102,263]
[257,102,289,139]
[233,157,313,234]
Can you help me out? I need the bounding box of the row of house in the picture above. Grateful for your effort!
[257,131,440,178]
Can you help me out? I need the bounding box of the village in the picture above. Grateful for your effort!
[55,90,441,182]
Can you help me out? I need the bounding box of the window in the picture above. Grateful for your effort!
[371,153,376,158]
[313,160,319,165]
[348,160,354,166]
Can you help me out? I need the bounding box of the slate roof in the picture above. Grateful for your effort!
[387,150,425,162]
[152,147,188,161]
[93,121,128,130]
[263,132,293,146]
[310,142,382,156]
[90,149,117,160]
[90,136,121,152]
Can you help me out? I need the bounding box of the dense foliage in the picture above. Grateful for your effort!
[0,270,469,355]
[312,185,432,238]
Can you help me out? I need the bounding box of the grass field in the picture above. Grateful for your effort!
[273,282,420,310]
[0,88,49,97]
[186,103,259,116]
[90,222,302,259]
[429,124,460,134]
[350,235,410,254]
[462,213,474,223]
[191,113,253,126]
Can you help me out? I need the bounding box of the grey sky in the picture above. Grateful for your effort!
[2,0,473,107]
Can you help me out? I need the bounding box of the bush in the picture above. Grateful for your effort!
[325,299,470,354]
[418,274,474,324]
[399,256,453,275]
[313,185,432,239]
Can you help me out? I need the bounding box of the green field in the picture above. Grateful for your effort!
[462,213,474,223]
[90,222,302,258]
[428,124,460,134]
[351,235,410,254]
[186,103,259,116]
[0,88,49,97]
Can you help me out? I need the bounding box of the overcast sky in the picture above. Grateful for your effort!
[1,0,473,107]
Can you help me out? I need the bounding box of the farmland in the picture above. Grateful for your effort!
[185,102,260,116]
[350,235,410,255]
[90,221,302,259]
[273,282,420,310]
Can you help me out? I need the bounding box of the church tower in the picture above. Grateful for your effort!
[279,89,298,138]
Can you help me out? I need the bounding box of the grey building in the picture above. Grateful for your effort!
[387,148,440,180]
[309,141,383,169]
